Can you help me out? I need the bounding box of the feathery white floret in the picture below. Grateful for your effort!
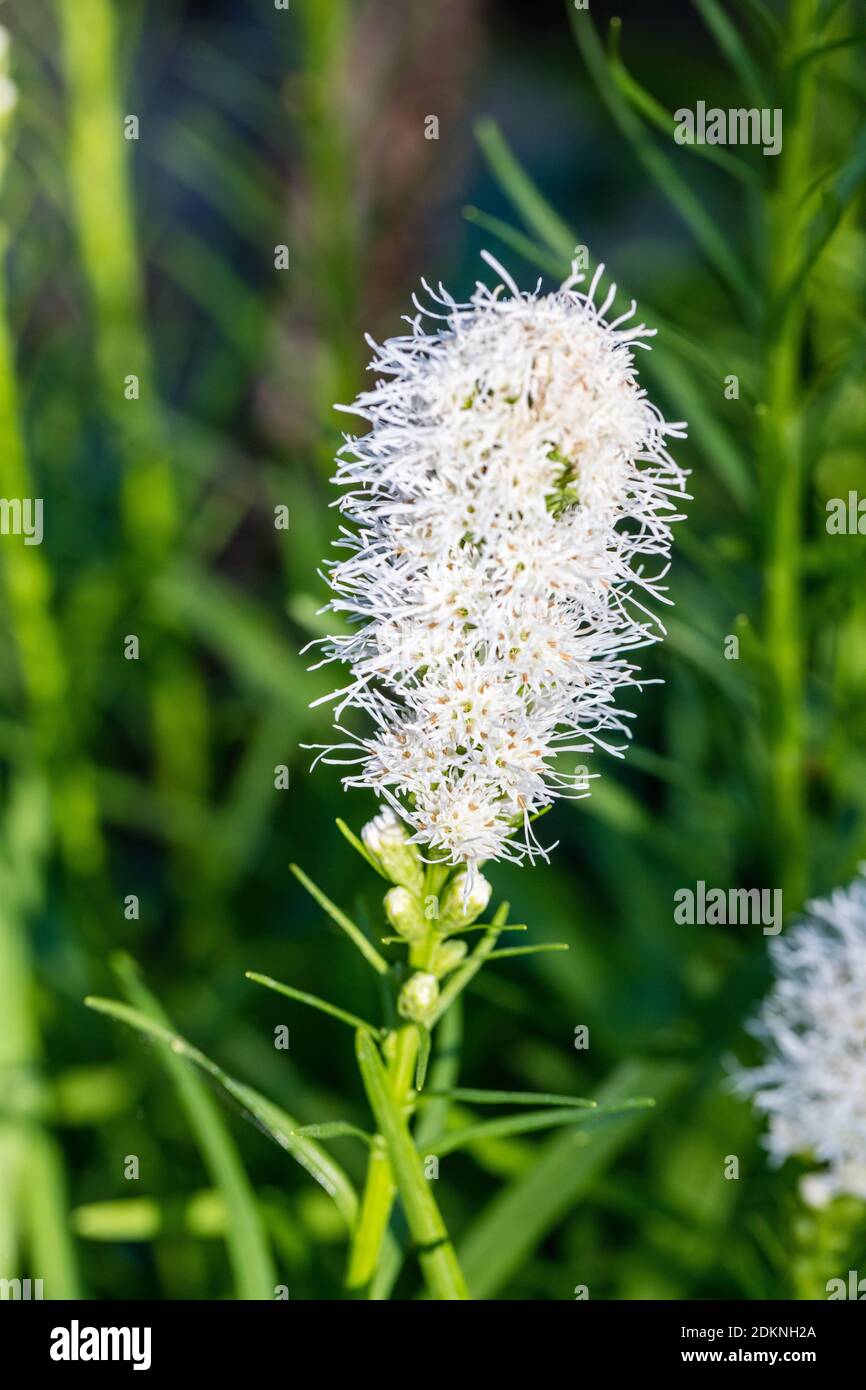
[733,872,866,1204]
[310,253,688,868]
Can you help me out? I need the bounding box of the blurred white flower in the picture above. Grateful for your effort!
[311,253,688,868]
[0,27,15,119]
[733,871,866,1204]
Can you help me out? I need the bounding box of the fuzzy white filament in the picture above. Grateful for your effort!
[310,253,688,868]
[733,872,866,1205]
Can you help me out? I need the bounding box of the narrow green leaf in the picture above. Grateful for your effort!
[335,817,388,878]
[486,943,569,960]
[415,1025,431,1093]
[84,995,358,1227]
[419,1088,597,1108]
[448,922,527,935]
[429,1100,654,1157]
[290,864,389,975]
[355,1031,469,1300]
[293,1122,374,1146]
[245,971,379,1034]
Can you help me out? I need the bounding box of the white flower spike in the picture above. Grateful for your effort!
[733,871,866,1205]
[310,253,688,870]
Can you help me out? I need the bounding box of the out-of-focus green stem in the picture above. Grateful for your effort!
[58,0,214,924]
[762,0,818,910]
[298,0,361,470]
[0,829,82,1298]
[58,0,176,558]
[0,232,104,878]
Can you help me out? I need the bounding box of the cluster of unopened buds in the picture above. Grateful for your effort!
[362,807,492,1024]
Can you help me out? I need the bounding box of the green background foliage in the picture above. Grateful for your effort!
[1,0,865,1299]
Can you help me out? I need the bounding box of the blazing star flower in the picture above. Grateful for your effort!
[733,872,866,1205]
[310,253,688,869]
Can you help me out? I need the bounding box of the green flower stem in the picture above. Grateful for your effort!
[762,0,818,909]
[345,1022,419,1292]
[345,859,453,1292]
[355,1031,469,1300]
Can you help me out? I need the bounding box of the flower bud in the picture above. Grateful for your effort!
[362,807,425,892]
[398,971,439,1023]
[384,885,425,943]
[439,869,492,931]
[430,938,468,977]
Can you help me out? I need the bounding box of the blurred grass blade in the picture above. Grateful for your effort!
[732,0,782,45]
[647,347,754,508]
[463,205,566,278]
[154,566,317,716]
[457,1060,686,1298]
[112,957,275,1300]
[355,1031,469,1300]
[474,118,577,261]
[73,1191,231,1242]
[792,32,866,73]
[245,971,379,1034]
[690,0,768,104]
[289,864,389,975]
[85,992,358,1228]
[606,18,761,185]
[570,11,755,305]
[786,125,866,297]
[23,1129,82,1298]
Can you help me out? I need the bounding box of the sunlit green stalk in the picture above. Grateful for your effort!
[355,1031,469,1300]
[345,1022,419,1292]
[345,862,456,1294]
